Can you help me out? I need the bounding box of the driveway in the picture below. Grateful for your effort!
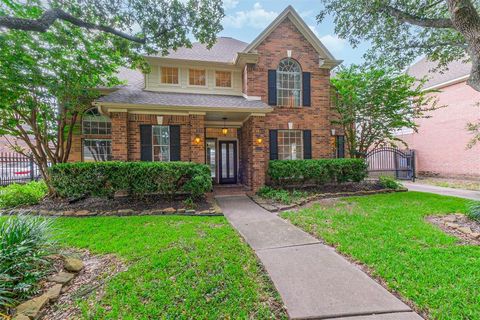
[217,195,423,320]
[403,182,480,201]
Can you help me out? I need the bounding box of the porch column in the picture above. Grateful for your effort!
[189,113,205,163]
[110,111,128,161]
[244,114,266,192]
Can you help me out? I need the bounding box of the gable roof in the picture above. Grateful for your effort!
[152,37,248,63]
[407,57,471,89]
[243,5,341,67]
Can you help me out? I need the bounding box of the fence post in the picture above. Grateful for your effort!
[29,154,35,181]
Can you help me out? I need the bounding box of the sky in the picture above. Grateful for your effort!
[218,0,371,66]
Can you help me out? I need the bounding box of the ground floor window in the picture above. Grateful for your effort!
[152,125,170,161]
[206,139,216,178]
[83,139,112,162]
[278,130,303,160]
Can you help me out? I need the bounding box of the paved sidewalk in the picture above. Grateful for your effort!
[403,182,480,201]
[217,195,423,320]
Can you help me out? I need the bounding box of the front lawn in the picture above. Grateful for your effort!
[281,192,479,320]
[47,216,285,319]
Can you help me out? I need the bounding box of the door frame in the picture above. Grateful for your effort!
[218,140,238,184]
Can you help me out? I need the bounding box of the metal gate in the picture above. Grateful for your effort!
[365,147,415,181]
[0,152,41,186]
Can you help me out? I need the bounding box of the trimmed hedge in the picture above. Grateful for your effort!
[268,159,368,186]
[49,161,212,199]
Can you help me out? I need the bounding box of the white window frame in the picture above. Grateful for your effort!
[83,139,112,162]
[82,107,111,135]
[160,66,179,85]
[152,125,170,162]
[278,130,304,160]
[214,70,232,88]
[277,58,302,107]
[188,68,207,87]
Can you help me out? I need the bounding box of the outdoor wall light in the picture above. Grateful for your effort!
[222,117,228,135]
[194,136,202,144]
[331,128,336,136]
[256,137,263,144]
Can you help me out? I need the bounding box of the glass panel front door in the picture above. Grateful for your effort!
[218,141,237,184]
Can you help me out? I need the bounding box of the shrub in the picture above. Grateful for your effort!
[268,159,368,186]
[257,186,307,205]
[467,201,480,222]
[378,176,403,190]
[0,215,54,311]
[0,181,48,209]
[49,161,212,200]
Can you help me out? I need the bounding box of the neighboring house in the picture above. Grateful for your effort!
[69,6,344,192]
[398,58,480,179]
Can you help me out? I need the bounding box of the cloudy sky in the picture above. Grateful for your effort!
[218,1,371,65]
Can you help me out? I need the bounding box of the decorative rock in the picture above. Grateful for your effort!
[45,284,63,300]
[443,216,457,223]
[64,257,84,272]
[185,209,196,214]
[16,294,49,318]
[39,209,50,215]
[149,209,164,215]
[472,232,480,239]
[177,208,186,213]
[199,210,210,215]
[117,209,134,215]
[75,210,90,216]
[445,222,459,229]
[12,314,30,320]
[48,271,75,284]
[63,210,75,216]
[458,227,473,235]
[163,207,176,214]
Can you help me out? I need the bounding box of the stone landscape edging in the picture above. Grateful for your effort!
[251,187,408,212]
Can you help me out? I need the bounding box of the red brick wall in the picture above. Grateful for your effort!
[240,116,266,192]
[111,112,128,161]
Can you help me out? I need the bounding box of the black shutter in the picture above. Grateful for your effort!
[303,130,312,159]
[140,125,152,161]
[336,135,345,158]
[269,130,278,160]
[302,72,311,107]
[268,70,277,106]
[169,125,181,161]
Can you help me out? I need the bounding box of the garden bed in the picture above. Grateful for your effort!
[251,182,406,212]
[427,214,480,245]
[3,194,222,217]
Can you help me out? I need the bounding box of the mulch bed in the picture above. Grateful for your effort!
[427,214,480,245]
[23,194,212,213]
[281,181,386,193]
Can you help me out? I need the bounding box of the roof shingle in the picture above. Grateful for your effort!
[407,57,470,88]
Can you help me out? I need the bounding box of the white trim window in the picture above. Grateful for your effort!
[278,130,303,160]
[82,107,111,135]
[189,68,206,86]
[215,70,232,87]
[83,139,112,162]
[277,59,302,107]
[161,66,179,84]
[152,125,170,161]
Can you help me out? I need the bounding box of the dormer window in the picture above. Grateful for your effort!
[189,68,206,86]
[215,71,232,87]
[277,58,302,107]
[161,67,178,84]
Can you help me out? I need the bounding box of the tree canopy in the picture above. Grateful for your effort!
[318,0,480,91]
[331,65,439,157]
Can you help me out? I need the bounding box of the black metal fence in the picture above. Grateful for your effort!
[0,152,42,186]
[366,147,416,181]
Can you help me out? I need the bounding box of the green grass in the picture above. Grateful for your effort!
[25,215,284,319]
[281,192,479,320]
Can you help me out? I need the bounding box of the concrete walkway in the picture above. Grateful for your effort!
[217,195,423,320]
[403,182,480,201]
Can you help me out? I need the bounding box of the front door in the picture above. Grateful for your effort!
[219,141,237,184]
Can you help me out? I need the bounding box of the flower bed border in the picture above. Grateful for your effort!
[251,187,408,212]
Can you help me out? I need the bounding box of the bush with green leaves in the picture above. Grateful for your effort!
[378,176,403,190]
[467,201,480,222]
[49,161,212,200]
[0,215,55,311]
[0,181,48,209]
[268,159,368,186]
[257,186,308,205]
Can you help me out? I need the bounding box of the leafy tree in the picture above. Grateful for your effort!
[331,65,439,157]
[318,0,480,92]
[0,0,223,193]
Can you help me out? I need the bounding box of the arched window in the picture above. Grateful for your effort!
[277,58,302,107]
[82,107,112,162]
[82,107,111,135]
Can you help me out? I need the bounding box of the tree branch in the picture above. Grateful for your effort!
[0,8,146,44]
[382,5,454,28]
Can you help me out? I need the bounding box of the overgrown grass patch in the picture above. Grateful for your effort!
[46,215,285,319]
[281,192,479,320]
[0,181,47,209]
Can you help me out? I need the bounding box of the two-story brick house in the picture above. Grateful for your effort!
[69,6,343,192]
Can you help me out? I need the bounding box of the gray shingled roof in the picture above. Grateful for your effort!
[152,37,248,63]
[96,85,269,109]
[407,57,471,88]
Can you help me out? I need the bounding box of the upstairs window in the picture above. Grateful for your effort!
[215,71,232,87]
[82,107,111,135]
[161,67,179,84]
[189,69,206,86]
[277,59,302,107]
